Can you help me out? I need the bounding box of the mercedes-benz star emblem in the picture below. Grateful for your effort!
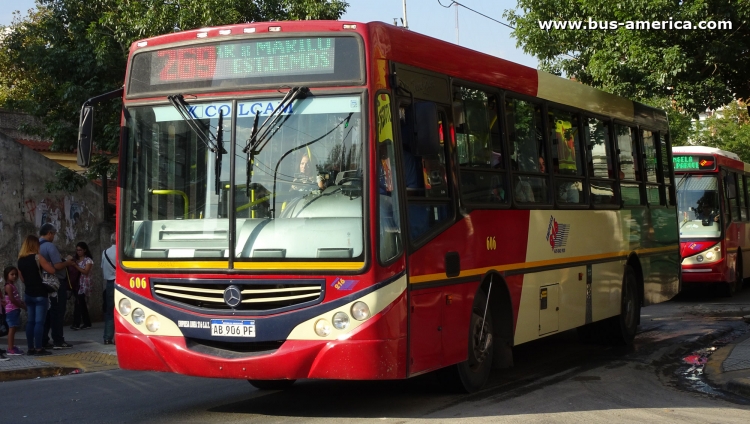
[223,285,242,308]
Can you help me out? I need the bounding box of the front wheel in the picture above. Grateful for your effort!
[438,291,493,393]
[247,379,296,390]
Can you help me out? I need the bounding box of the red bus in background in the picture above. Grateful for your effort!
[77,21,680,393]
[674,146,749,296]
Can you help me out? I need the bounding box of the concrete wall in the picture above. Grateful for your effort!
[0,131,114,326]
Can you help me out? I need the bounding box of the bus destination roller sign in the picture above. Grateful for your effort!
[150,37,336,85]
[672,155,716,171]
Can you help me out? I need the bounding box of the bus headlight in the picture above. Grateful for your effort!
[351,301,370,321]
[332,312,350,330]
[314,319,331,337]
[145,315,160,332]
[118,298,132,316]
[132,308,145,325]
[696,255,704,262]
[705,250,716,261]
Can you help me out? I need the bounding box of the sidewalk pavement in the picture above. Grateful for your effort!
[705,317,750,399]
[0,322,117,382]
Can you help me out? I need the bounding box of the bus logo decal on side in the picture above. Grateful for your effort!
[546,215,570,254]
[332,277,358,291]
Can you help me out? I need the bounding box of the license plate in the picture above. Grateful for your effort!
[210,319,256,337]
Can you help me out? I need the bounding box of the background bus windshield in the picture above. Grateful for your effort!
[677,174,721,238]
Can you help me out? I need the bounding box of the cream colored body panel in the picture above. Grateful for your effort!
[536,71,635,123]
[514,210,637,345]
[591,260,625,322]
[514,266,587,345]
[287,275,406,340]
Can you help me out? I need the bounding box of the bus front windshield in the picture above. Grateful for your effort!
[122,95,364,262]
[677,174,721,238]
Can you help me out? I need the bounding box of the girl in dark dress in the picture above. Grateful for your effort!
[17,235,57,356]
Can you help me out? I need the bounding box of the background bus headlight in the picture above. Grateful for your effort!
[332,312,350,330]
[145,315,160,332]
[132,308,145,325]
[314,319,331,337]
[705,250,716,261]
[118,298,132,316]
[696,255,704,262]
[351,301,370,321]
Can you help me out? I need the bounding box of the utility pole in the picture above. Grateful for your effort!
[455,2,459,44]
[402,0,409,30]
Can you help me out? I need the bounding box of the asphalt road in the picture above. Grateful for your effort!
[3,287,750,423]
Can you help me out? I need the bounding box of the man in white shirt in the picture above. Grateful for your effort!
[101,233,116,344]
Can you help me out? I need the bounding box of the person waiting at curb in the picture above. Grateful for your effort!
[3,266,27,355]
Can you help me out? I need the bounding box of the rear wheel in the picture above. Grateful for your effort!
[606,265,640,345]
[438,291,493,393]
[247,379,296,390]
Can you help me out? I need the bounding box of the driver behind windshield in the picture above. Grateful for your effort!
[291,154,325,192]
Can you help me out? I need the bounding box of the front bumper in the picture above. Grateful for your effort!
[114,276,408,380]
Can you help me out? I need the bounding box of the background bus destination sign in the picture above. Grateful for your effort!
[673,155,717,171]
[151,37,335,85]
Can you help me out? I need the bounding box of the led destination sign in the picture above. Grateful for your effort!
[127,36,362,96]
[673,155,717,171]
[152,38,335,85]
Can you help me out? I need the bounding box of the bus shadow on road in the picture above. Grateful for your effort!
[207,330,638,419]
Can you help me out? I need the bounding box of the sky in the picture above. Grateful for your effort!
[0,0,538,68]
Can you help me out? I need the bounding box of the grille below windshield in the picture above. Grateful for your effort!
[152,279,324,313]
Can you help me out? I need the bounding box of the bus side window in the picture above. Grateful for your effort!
[642,130,660,205]
[616,124,643,206]
[585,117,617,207]
[505,97,548,204]
[549,108,585,205]
[400,103,454,242]
[452,86,506,205]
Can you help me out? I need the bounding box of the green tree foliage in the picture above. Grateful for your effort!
[505,0,750,117]
[694,100,750,162]
[0,0,348,190]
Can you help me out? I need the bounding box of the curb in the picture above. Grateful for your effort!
[0,366,81,382]
[726,378,750,399]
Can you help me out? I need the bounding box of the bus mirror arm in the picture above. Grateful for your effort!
[77,87,124,167]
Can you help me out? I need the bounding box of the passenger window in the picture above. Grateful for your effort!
[616,125,639,181]
[585,117,614,179]
[453,86,506,205]
[642,130,658,183]
[585,117,616,206]
[549,109,585,205]
[506,98,548,204]
[659,133,675,205]
[616,124,643,206]
[400,104,454,242]
[739,175,747,221]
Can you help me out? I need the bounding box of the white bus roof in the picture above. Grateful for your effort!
[672,145,741,161]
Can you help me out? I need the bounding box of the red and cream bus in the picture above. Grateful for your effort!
[673,146,749,296]
[77,21,680,392]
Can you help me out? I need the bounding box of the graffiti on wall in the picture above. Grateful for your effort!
[25,196,93,243]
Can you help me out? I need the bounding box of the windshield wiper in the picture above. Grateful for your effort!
[168,94,226,195]
[243,86,309,194]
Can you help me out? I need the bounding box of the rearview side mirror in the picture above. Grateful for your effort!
[77,105,94,167]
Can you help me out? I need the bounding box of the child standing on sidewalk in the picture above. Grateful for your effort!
[3,266,27,355]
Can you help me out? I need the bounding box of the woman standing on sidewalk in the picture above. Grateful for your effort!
[69,242,93,330]
[17,235,56,356]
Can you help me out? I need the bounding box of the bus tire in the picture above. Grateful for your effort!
[438,290,493,393]
[247,379,296,390]
[607,265,640,345]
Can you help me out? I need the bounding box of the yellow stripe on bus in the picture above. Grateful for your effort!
[122,261,364,271]
[409,245,678,285]
[122,261,229,269]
